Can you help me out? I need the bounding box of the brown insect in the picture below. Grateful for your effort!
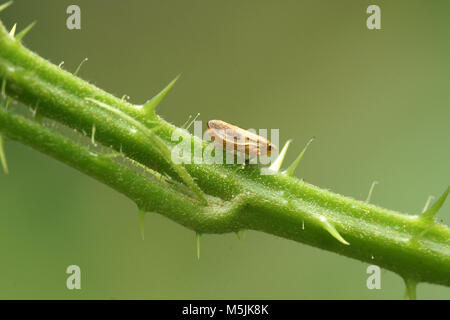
[206,120,277,157]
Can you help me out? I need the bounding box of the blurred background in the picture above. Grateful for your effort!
[0,0,449,299]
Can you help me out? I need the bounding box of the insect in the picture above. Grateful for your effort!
[206,120,276,157]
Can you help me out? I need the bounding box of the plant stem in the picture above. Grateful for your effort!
[0,19,449,288]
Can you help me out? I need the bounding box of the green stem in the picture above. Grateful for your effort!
[0,19,449,288]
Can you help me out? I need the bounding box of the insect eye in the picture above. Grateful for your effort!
[268,144,272,151]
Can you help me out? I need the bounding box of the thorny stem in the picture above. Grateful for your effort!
[0,16,449,291]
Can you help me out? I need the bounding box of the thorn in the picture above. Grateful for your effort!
[0,1,13,13]
[138,209,146,240]
[302,220,305,230]
[31,100,43,122]
[403,278,417,300]
[9,23,16,38]
[268,139,292,172]
[365,181,379,203]
[283,137,314,176]
[73,58,88,76]
[0,135,9,174]
[58,61,65,68]
[121,94,130,102]
[196,232,201,260]
[15,21,36,42]
[420,186,449,221]
[318,216,349,245]
[185,113,199,131]
[91,124,97,146]
[421,195,434,213]
[142,74,180,117]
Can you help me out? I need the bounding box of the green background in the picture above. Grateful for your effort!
[0,0,449,299]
